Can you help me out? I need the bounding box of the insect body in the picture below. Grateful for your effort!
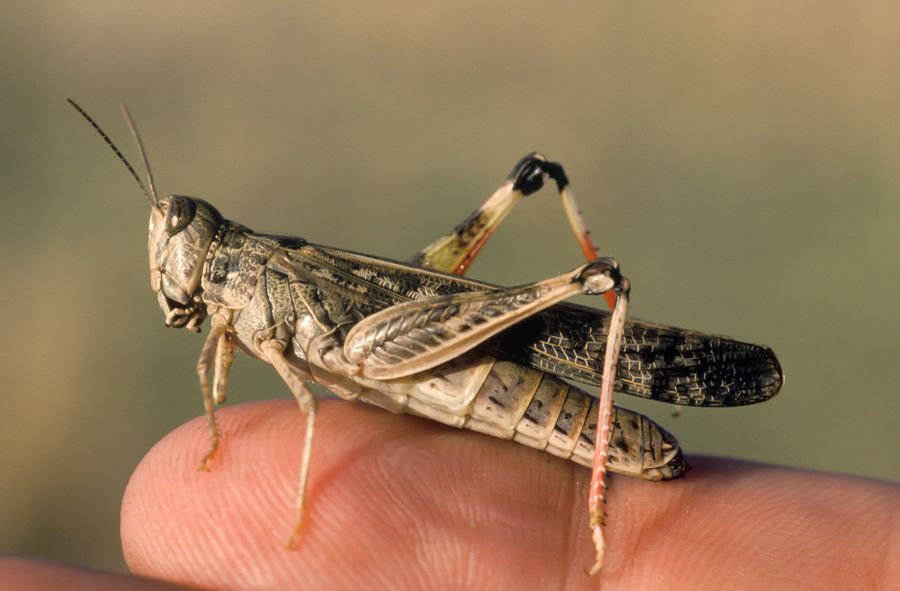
[70,99,783,575]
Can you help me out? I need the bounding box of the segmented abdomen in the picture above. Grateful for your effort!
[353,351,687,481]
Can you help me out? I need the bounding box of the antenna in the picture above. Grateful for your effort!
[118,102,160,208]
[66,98,161,210]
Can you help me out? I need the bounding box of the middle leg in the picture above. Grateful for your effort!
[260,339,318,548]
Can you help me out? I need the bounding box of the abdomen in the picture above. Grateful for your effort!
[351,351,688,481]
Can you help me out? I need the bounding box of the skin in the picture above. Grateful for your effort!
[2,398,898,590]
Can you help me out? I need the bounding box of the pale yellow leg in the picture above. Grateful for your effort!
[196,313,231,470]
[261,340,318,547]
[213,328,235,405]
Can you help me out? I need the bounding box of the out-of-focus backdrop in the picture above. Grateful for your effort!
[1,1,897,572]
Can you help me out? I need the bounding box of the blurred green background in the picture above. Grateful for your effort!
[1,1,897,572]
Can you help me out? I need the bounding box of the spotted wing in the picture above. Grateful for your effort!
[277,241,783,406]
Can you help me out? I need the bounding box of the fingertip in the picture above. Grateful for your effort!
[120,399,597,589]
[120,403,900,590]
[121,399,305,587]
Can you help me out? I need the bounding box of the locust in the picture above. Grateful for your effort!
[69,99,783,575]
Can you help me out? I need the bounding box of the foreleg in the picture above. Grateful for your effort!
[195,310,234,470]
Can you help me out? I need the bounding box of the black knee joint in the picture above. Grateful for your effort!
[508,153,569,196]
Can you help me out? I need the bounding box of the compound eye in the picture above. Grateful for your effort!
[165,196,196,236]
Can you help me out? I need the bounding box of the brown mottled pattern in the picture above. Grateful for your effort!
[281,242,783,407]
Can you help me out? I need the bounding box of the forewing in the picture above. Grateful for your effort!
[489,303,783,406]
[274,241,783,406]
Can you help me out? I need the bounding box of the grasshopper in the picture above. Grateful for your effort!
[69,99,783,574]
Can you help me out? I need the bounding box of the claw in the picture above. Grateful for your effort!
[585,522,606,576]
[284,513,306,550]
[197,426,221,471]
[197,444,218,471]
